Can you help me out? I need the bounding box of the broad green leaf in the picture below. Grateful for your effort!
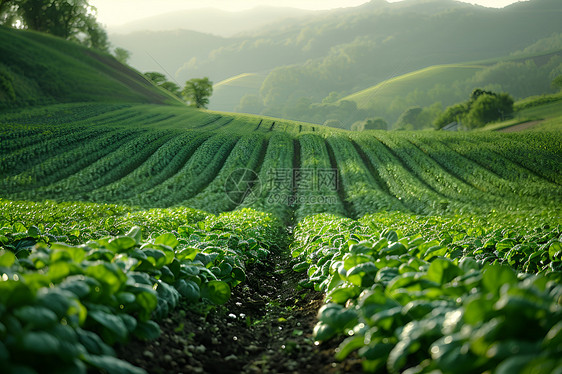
[0,249,16,267]
[175,279,200,302]
[425,258,461,285]
[548,241,562,261]
[387,339,417,373]
[201,280,231,305]
[47,261,72,281]
[495,355,543,374]
[327,284,361,304]
[464,294,494,325]
[76,328,115,356]
[358,340,394,360]
[85,262,127,295]
[106,236,137,253]
[154,233,179,249]
[346,262,378,287]
[20,331,60,355]
[134,320,161,341]
[13,305,58,329]
[231,267,246,282]
[88,310,128,343]
[125,226,142,245]
[313,322,337,342]
[176,247,199,261]
[482,264,517,295]
[335,335,365,361]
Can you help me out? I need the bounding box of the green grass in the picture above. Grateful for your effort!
[341,64,484,110]
[0,26,181,109]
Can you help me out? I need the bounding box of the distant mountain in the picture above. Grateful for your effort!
[108,0,562,122]
[110,30,227,82]
[108,6,317,37]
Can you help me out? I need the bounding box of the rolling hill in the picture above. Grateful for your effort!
[1,18,562,374]
[109,0,562,124]
[0,26,181,109]
[341,64,485,110]
[210,72,268,112]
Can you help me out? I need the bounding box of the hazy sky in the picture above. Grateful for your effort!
[90,0,527,27]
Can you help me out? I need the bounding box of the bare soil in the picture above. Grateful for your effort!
[116,250,363,374]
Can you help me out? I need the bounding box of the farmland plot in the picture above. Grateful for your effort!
[0,103,561,373]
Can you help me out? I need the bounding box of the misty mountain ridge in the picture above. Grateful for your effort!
[108,0,562,127]
[108,6,319,37]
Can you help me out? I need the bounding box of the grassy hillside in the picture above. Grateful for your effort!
[0,26,181,109]
[210,73,267,112]
[342,64,484,110]
[337,47,562,125]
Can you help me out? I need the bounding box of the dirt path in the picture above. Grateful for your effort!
[116,250,362,373]
[498,120,543,132]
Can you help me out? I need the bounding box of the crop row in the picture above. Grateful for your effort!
[437,135,562,201]
[359,211,562,274]
[0,126,112,178]
[408,134,553,207]
[130,133,240,207]
[38,130,176,199]
[184,134,265,213]
[294,134,345,221]
[351,134,441,215]
[487,132,562,186]
[87,132,211,203]
[327,134,404,217]
[2,128,146,196]
[291,213,562,373]
[0,199,283,374]
[245,133,295,222]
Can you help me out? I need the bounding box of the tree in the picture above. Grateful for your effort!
[0,0,17,25]
[114,47,130,64]
[160,81,181,98]
[364,117,388,130]
[236,94,264,114]
[434,89,513,129]
[144,72,167,85]
[0,0,108,51]
[434,102,469,129]
[465,92,513,128]
[182,77,213,109]
[553,75,562,91]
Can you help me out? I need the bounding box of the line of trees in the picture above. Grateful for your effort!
[144,72,213,109]
[0,0,108,51]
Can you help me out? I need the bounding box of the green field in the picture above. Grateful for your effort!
[1,27,562,374]
[342,64,485,110]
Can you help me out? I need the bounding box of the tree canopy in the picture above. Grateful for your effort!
[0,0,108,51]
[182,77,213,109]
[435,89,513,129]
